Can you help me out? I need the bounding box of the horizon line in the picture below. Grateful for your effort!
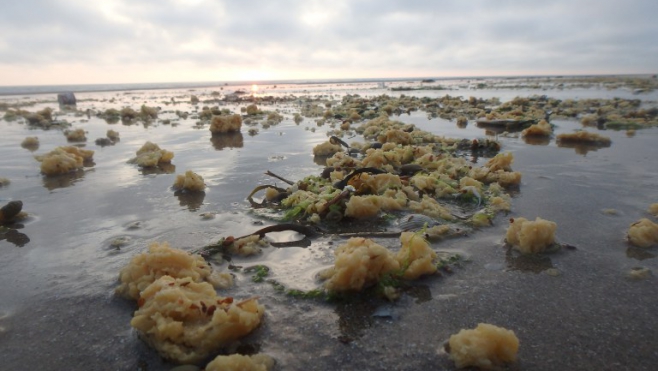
[0,72,655,97]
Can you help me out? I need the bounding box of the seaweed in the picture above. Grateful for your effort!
[245,265,270,283]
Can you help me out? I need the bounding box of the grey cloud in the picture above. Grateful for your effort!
[1,0,657,84]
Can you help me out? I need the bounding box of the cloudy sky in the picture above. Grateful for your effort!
[1,0,656,86]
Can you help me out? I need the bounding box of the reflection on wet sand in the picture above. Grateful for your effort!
[505,248,554,273]
[175,190,205,211]
[42,169,90,190]
[312,155,330,166]
[476,120,531,134]
[626,246,656,261]
[335,298,376,343]
[556,141,611,155]
[333,283,432,344]
[94,137,118,147]
[405,284,432,304]
[20,142,39,152]
[211,132,244,150]
[523,136,551,146]
[139,163,176,175]
[0,225,30,247]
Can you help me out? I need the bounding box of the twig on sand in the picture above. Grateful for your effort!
[264,170,294,185]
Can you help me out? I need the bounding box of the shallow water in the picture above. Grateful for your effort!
[1,80,657,370]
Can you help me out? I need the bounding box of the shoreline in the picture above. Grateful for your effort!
[0,73,654,97]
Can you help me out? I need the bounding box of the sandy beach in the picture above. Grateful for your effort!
[1,76,657,370]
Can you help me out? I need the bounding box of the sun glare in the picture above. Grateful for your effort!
[251,84,259,93]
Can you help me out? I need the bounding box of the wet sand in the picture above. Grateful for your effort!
[1,78,657,370]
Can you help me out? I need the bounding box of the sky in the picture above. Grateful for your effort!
[1,0,657,86]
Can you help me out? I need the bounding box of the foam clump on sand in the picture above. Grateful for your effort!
[21,136,39,149]
[320,237,400,292]
[35,146,94,176]
[264,187,281,201]
[485,152,514,172]
[448,323,519,370]
[384,129,413,145]
[489,195,511,212]
[140,105,158,120]
[339,174,410,218]
[206,353,275,371]
[522,119,552,137]
[649,203,658,217]
[468,152,522,188]
[116,241,232,300]
[505,217,557,254]
[313,140,343,156]
[627,218,658,248]
[129,141,174,167]
[64,128,87,142]
[397,231,437,279]
[320,233,438,292]
[246,104,259,115]
[345,193,406,218]
[131,275,264,364]
[408,194,454,220]
[210,114,242,134]
[228,235,269,256]
[107,130,120,140]
[173,170,206,192]
[556,131,611,145]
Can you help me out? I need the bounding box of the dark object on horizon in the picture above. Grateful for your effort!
[421,79,435,83]
[57,92,77,105]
